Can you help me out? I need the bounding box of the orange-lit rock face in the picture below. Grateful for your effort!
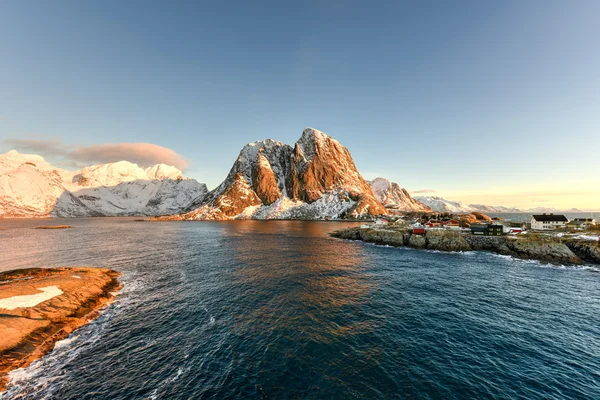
[288,137,349,203]
[169,128,389,220]
[251,154,282,205]
[216,172,263,217]
[286,129,388,217]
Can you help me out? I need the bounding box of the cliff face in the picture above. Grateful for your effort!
[175,128,388,220]
[368,178,431,212]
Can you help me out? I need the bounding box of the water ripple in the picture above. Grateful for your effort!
[0,219,599,399]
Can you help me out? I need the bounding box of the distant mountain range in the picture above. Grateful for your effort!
[413,196,589,214]
[0,150,206,217]
[413,196,521,213]
[368,178,430,212]
[1,127,589,219]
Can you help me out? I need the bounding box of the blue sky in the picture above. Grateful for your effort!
[0,1,598,208]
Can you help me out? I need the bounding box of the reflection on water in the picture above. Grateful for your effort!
[0,218,599,399]
[221,221,378,345]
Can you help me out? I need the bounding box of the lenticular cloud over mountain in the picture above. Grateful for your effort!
[3,139,189,170]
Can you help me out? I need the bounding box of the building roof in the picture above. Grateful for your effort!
[471,224,488,229]
[470,224,503,229]
[531,214,568,222]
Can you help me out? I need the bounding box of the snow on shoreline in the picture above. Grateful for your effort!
[0,286,63,310]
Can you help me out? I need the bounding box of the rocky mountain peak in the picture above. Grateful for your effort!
[0,150,57,174]
[74,161,186,187]
[296,127,330,160]
[174,127,388,220]
[145,163,182,180]
[368,177,431,212]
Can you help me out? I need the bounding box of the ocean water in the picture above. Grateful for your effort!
[0,218,599,399]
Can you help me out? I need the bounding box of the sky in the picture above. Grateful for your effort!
[0,1,598,209]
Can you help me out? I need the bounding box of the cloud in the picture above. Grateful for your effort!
[4,139,189,170]
[411,189,437,194]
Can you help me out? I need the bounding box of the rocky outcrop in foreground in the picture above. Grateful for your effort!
[0,267,121,391]
[331,226,600,265]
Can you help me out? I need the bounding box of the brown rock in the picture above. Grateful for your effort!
[0,267,121,392]
[287,129,387,216]
[251,154,282,205]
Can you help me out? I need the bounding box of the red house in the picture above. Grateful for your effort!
[446,219,461,229]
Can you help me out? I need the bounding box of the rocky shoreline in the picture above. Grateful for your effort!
[0,267,122,391]
[331,226,600,265]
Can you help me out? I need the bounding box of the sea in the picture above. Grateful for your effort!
[0,218,599,399]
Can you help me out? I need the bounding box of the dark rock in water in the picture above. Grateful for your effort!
[331,226,595,265]
[408,234,427,248]
[425,230,471,252]
[506,239,580,264]
[34,225,74,230]
[564,240,600,264]
[361,228,408,246]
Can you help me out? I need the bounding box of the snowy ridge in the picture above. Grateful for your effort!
[413,196,474,213]
[368,177,431,212]
[0,150,207,217]
[414,196,522,213]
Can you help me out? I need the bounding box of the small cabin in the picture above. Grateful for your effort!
[470,224,504,236]
[445,219,461,230]
[412,223,426,235]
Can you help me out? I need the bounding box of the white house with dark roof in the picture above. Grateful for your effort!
[530,214,569,230]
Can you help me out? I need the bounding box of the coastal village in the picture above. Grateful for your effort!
[333,212,600,266]
[371,212,599,240]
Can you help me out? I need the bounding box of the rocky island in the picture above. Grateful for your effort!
[34,225,75,229]
[331,225,600,265]
[0,267,121,391]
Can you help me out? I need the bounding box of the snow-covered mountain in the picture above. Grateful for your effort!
[468,204,523,213]
[164,128,388,220]
[368,178,431,212]
[0,150,207,217]
[414,196,522,213]
[0,151,96,217]
[413,196,473,213]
